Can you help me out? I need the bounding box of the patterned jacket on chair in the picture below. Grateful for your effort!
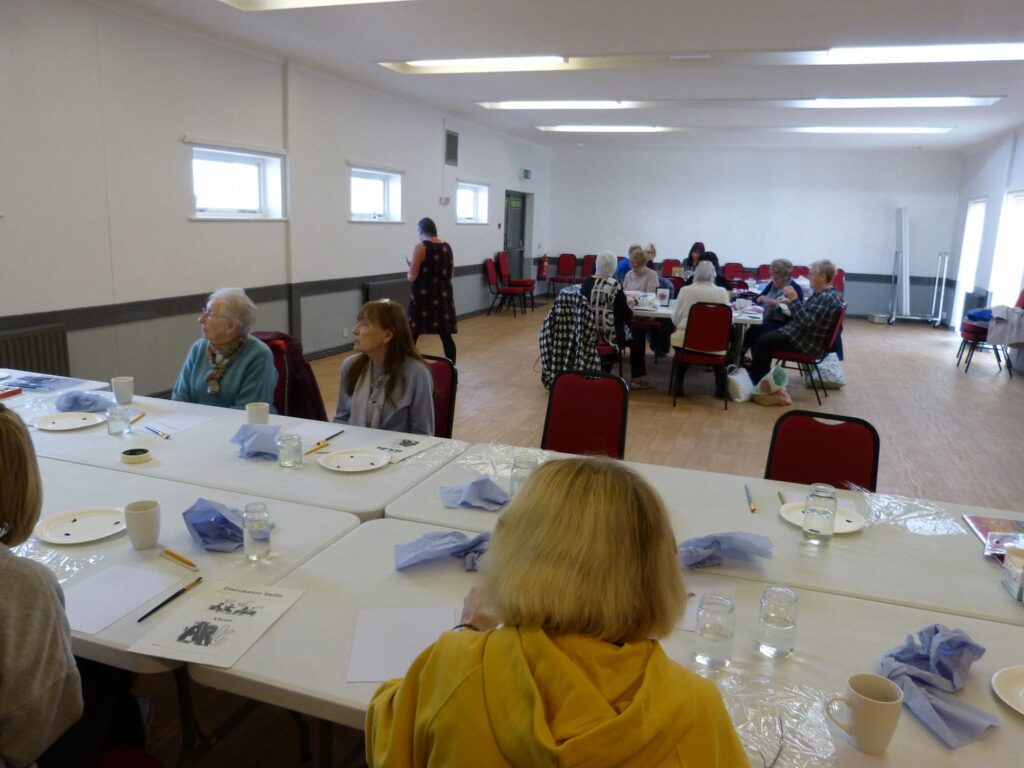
[539,287,600,389]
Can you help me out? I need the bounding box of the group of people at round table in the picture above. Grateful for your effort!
[585,242,843,391]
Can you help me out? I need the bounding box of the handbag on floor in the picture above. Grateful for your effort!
[753,366,791,406]
[804,352,846,389]
[725,365,753,402]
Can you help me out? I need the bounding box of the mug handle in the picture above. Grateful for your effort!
[825,695,853,735]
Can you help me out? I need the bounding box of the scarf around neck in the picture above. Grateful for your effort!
[205,336,246,394]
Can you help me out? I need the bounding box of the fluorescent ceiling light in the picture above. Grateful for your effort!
[393,56,566,74]
[789,126,952,134]
[218,0,410,9]
[824,43,1024,65]
[478,100,643,110]
[537,125,677,133]
[798,96,1001,108]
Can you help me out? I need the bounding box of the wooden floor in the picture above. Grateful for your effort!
[140,306,1024,767]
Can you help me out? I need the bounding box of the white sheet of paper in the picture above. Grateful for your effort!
[64,565,181,635]
[346,608,456,682]
[676,573,737,633]
[147,412,214,435]
[371,435,441,464]
[130,581,304,668]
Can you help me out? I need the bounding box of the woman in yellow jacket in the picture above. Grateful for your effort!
[366,457,749,767]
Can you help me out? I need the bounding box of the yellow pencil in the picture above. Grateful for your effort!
[161,548,199,571]
[129,411,146,425]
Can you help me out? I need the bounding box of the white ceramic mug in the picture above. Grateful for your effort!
[246,402,270,424]
[124,500,161,550]
[826,673,903,755]
[111,376,134,405]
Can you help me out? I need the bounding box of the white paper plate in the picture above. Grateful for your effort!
[992,666,1024,716]
[779,502,866,534]
[35,412,106,431]
[34,507,126,544]
[318,448,391,473]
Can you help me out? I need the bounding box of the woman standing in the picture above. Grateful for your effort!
[407,217,457,363]
[333,300,434,436]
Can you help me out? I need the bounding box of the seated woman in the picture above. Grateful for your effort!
[581,252,647,386]
[697,251,731,290]
[670,261,730,348]
[622,243,660,294]
[333,299,434,436]
[1,405,149,767]
[743,257,805,355]
[366,457,747,767]
[172,287,277,410]
[681,240,705,276]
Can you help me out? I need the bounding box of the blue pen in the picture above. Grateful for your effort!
[146,425,171,440]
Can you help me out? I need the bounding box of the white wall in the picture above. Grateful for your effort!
[548,146,962,277]
[0,0,550,387]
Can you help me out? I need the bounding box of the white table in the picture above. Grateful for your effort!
[28,395,467,520]
[190,518,1024,766]
[632,298,764,327]
[27,458,360,673]
[384,446,1024,627]
[1,367,108,407]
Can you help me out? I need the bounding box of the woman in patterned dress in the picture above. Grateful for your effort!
[407,217,457,363]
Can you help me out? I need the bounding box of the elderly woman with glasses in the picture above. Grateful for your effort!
[366,457,747,767]
[333,300,434,436]
[171,287,277,410]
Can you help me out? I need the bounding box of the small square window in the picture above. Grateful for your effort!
[191,146,283,219]
[456,181,489,224]
[350,167,402,222]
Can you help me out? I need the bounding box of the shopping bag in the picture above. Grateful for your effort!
[725,365,753,402]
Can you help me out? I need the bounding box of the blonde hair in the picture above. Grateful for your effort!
[627,244,646,268]
[0,404,43,545]
[481,457,684,643]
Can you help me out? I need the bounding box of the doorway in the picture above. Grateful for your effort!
[504,191,528,279]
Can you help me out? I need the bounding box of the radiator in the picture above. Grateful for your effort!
[364,279,410,306]
[0,324,70,376]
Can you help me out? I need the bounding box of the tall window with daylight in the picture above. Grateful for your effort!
[191,146,283,219]
[988,191,1024,307]
[456,181,489,224]
[951,199,986,324]
[350,167,402,222]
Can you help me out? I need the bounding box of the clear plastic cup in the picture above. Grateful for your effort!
[756,585,798,659]
[803,483,837,545]
[243,502,271,561]
[106,405,131,436]
[509,455,539,495]
[694,593,735,668]
[276,434,303,468]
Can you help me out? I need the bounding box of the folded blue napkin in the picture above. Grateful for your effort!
[230,424,281,459]
[439,475,510,512]
[966,307,993,322]
[55,391,110,413]
[678,532,773,568]
[880,624,999,748]
[394,529,491,571]
[183,498,246,552]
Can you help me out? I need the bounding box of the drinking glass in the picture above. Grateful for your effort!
[756,585,798,658]
[243,502,271,561]
[106,404,131,436]
[276,433,303,468]
[803,483,837,545]
[694,593,735,668]
[509,455,539,495]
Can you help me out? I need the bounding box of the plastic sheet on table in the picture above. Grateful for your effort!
[850,485,966,536]
[708,667,836,767]
[399,438,469,468]
[6,395,64,428]
[11,538,103,584]
[457,442,550,480]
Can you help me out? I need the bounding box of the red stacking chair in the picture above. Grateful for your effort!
[667,276,685,296]
[579,254,597,281]
[722,262,753,281]
[595,343,623,377]
[765,410,881,491]
[252,331,328,420]
[669,302,733,409]
[548,253,578,296]
[485,259,527,316]
[832,268,845,298]
[422,354,457,438]
[541,370,628,459]
[772,304,846,405]
[956,317,1002,373]
[757,264,772,281]
[496,251,535,310]
[661,259,682,277]
[792,265,810,279]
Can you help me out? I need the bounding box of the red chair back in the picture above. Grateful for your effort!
[422,355,457,439]
[556,253,577,278]
[484,258,500,288]
[833,268,845,297]
[581,254,597,278]
[252,331,327,420]
[792,265,810,279]
[496,251,512,282]
[757,264,772,281]
[1016,289,1024,309]
[722,262,746,280]
[765,410,880,491]
[661,258,681,277]
[681,302,733,360]
[541,371,628,459]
